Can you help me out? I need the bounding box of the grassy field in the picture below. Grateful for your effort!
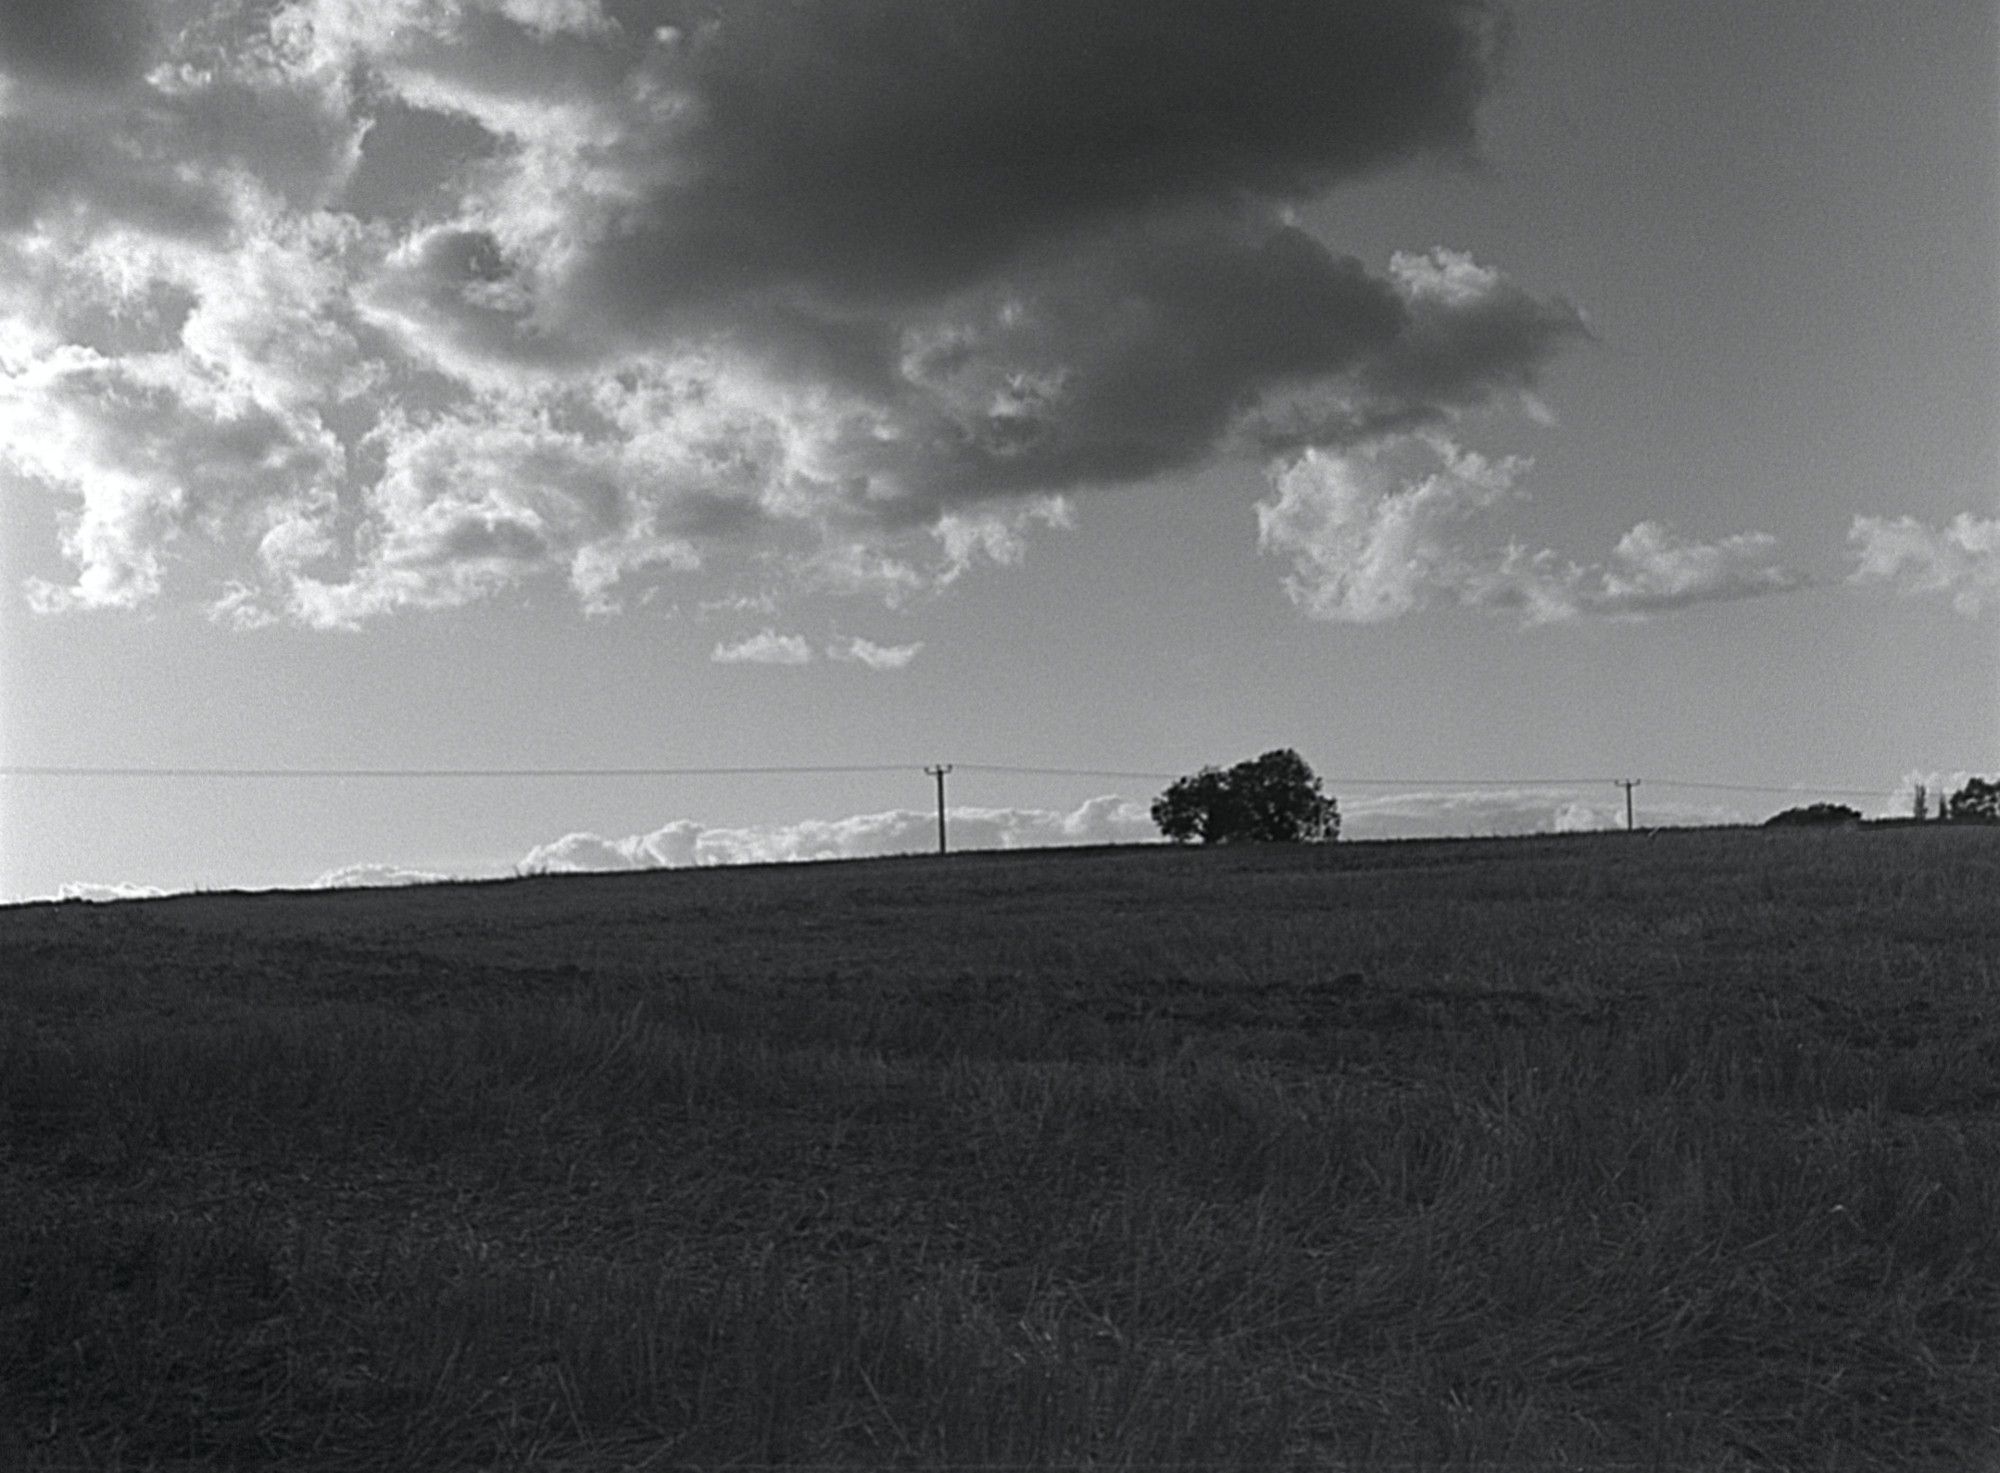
[3,824,1998,1471]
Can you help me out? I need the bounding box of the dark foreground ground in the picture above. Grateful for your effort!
[3,826,1998,1470]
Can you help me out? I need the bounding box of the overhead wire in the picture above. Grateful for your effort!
[0,764,916,779]
[0,762,1901,799]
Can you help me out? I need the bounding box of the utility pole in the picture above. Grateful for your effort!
[925,764,952,854]
[1617,778,1641,832]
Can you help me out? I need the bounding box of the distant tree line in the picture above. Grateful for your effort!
[1154,754,1999,842]
[1767,775,1998,828]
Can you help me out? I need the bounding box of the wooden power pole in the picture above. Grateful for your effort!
[925,764,952,854]
[1617,778,1641,832]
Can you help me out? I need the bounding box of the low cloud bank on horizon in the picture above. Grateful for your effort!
[36,778,1986,903]
[519,795,1158,872]
[3,0,1979,628]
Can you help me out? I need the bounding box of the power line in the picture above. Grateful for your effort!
[0,764,917,779]
[957,763,1182,780]
[0,762,1903,800]
[1643,777,1892,800]
[959,764,1628,787]
[1307,776,1623,789]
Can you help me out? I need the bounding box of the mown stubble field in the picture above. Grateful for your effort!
[3,825,1998,1470]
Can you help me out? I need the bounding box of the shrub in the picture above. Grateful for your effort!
[1764,803,1862,828]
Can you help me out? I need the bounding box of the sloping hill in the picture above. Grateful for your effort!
[5,828,1998,1470]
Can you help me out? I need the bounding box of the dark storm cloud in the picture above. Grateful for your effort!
[745,229,1588,532]
[1246,248,1591,452]
[356,0,1574,527]
[0,0,155,90]
[340,94,503,223]
[1356,250,1590,416]
[574,0,1500,316]
[0,119,237,239]
[819,217,1413,519]
[965,222,1409,490]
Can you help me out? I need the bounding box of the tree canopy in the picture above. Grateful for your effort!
[1151,749,1338,844]
[1947,776,1999,823]
[1763,803,1861,827]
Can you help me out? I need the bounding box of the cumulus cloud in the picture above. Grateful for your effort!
[520,795,1158,872]
[1565,522,1803,616]
[1849,513,2000,616]
[711,629,812,665]
[1256,434,1526,622]
[1259,434,1804,624]
[1549,801,1618,834]
[312,862,456,888]
[4,0,1606,624]
[828,635,922,670]
[519,785,1771,869]
[52,880,168,902]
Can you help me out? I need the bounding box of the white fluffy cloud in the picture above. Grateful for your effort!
[1256,434,1525,622]
[1569,521,1802,616]
[828,636,922,670]
[7,864,455,903]
[519,787,1760,872]
[711,629,812,665]
[5,1,1602,625]
[709,629,922,668]
[1849,513,2000,616]
[520,795,1158,872]
[1258,434,1804,624]
[1549,801,1618,834]
[312,862,455,888]
[51,880,169,903]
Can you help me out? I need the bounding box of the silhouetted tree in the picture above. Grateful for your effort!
[1152,749,1338,844]
[1946,776,1999,823]
[1763,803,1861,827]
[1912,782,1928,822]
[1151,766,1237,843]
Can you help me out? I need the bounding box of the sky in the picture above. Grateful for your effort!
[1,0,1995,900]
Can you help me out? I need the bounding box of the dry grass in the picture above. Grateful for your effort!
[2,825,1998,1469]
